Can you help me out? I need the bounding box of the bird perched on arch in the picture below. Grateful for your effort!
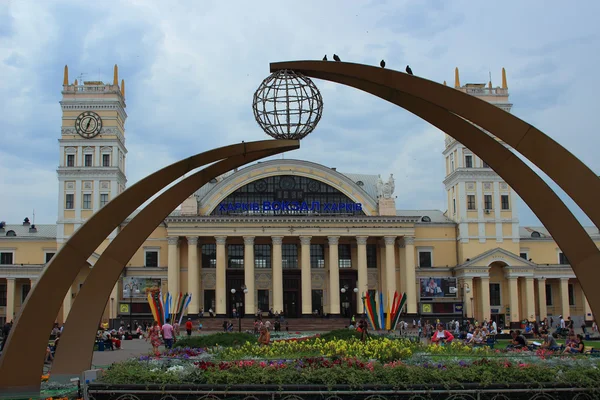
[323,55,327,61]
[333,54,341,62]
[406,65,413,75]
[380,60,386,68]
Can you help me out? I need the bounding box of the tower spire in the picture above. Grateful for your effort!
[113,64,119,86]
[488,71,492,89]
[63,65,69,85]
[454,67,460,88]
[501,67,508,89]
[443,80,447,86]
[121,79,125,98]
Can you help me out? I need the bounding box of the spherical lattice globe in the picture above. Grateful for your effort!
[252,69,323,140]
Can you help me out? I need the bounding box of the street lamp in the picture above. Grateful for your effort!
[340,285,358,318]
[231,285,248,332]
[124,282,140,332]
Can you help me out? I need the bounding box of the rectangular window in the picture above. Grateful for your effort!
[418,251,432,268]
[545,284,552,306]
[102,154,111,167]
[501,194,510,210]
[282,244,298,269]
[257,290,269,313]
[82,193,92,209]
[489,283,501,306]
[338,244,351,268]
[465,155,473,168]
[519,252,528,260]
[84,154,93,167]
[310,244,325,268]
[100,193,109,207]
[467,194,476,210]
[22,283,31,303]
[450,154,455,172]
[254,244,271,269]
[227,244,244,269]
[484,194,493,210]
[66,154,75,167]
[145,250,159,267]
[0,284,6,307]
[568,283,575,306]
[559,252,569,264]
[366,244,377,268]
[65,193,74,209]
[0,252,13,265]
[452,198,456,214]
[202,244,217,268]
[45,253,55,263]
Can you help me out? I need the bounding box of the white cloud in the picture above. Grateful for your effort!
[1,0,599,227]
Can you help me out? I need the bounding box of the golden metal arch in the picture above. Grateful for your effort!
[51,147,292,378]
[0,139,298,396]
[272,61,600,230]
[269,61,599,320]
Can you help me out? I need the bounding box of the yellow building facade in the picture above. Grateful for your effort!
[0,66,594,329]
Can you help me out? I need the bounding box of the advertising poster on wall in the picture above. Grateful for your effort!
[122,277,162,298]
[419,277,458,298]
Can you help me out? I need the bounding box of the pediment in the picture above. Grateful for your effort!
[459,247,537,269]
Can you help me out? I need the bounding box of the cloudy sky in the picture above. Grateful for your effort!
[1,0,599,226]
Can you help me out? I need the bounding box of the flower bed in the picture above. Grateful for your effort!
[99,357,600,388]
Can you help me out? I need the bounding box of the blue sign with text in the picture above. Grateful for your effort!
[218,201,363,213]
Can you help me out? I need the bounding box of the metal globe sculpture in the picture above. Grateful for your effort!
[252,69,323,140]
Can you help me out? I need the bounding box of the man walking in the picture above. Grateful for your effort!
[185,318,193,337]
[162,318,175,349]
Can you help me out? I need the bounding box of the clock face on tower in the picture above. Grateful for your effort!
[75,111,102,139]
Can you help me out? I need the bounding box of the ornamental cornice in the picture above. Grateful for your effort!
[61,127,126,146]
[0,265,44,278]
[56,167,127,182]
[443,169,503,188]
[60,101,127,120]
[165,215,421,224]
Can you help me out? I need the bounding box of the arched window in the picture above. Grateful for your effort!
[6,230,16,237]
[531,231,541,238]
[211,175,365,216]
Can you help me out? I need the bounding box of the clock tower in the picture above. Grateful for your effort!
[57,65,127,318]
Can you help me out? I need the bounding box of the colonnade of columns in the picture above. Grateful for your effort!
[2,278,38,323]
[463,275,588,324]
[165,234,418,317]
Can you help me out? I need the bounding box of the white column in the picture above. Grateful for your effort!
[244,236,256,316]
[524,277,535,321]
[356,236,368,315]
[383,236,397,299]
[300,236,312,316]
[29,278,37,290]
[62,285,72,323]
[328,236,341,315]
[479,277,491,322]
[476,181,485,243]
[537,278,547,321]
[187,236,200,315]
[493,181,502,242]
[215,236,227,316]
[6,278,15,323]
[272,236,284,314]
[403,236,417,314]
[583,294,593,322]
[463,277,474,318]
[167,237,180,297]
[559,278,570,319]
[507,277,520,324]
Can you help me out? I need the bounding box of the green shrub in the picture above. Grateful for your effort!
[174,332,256,349]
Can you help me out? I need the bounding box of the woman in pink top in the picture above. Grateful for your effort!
[162,318,175,349]
[431,323,455,345]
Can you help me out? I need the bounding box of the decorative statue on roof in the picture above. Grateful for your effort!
[377,174,395,199]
